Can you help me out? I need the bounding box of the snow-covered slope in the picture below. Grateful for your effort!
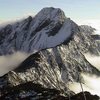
[0,7,78,55]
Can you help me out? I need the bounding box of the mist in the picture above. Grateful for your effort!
[69,54,100,96]
[0,13,34,28]
[84,53,100,70]
[69,73,100,96]
[0,52,29,76]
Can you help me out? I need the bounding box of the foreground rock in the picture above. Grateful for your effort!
[69,92,99,100]
[0,81,99,100]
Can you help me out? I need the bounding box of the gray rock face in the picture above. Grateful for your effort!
[80,25,96,35]
[91,34,100,40]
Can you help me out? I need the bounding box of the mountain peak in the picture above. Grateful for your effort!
[34,7,66,22]
[0,7,79,55]
[0,7,80,55]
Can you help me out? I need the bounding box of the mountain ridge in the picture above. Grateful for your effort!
[0,7,79,55]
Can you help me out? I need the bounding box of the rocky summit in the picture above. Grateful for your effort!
[0,7,78,55]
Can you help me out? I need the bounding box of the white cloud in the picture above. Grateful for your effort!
[0,12,34,26]
[69,73,100,96]
[69,53,100,96]
[84,54,100,70]
[0,52,29,76]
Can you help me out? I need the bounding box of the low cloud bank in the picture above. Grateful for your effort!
[69,73,100,96]
[0,12,34,28]
[69,54,100,96]
[84,53,100,70]
[0,52,29,76]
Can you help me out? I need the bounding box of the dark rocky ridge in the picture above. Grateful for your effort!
[91,34,100,40]
[0,80,99,100]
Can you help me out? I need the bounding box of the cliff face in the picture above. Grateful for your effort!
[0,7,100,99]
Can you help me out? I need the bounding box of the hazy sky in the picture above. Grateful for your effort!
[0,0,100,23]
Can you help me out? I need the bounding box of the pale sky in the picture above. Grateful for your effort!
[0,0,100,23]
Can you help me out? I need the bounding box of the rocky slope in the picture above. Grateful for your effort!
[0,7,100,99]
[91,34,100,40]
[6,31,100,91]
